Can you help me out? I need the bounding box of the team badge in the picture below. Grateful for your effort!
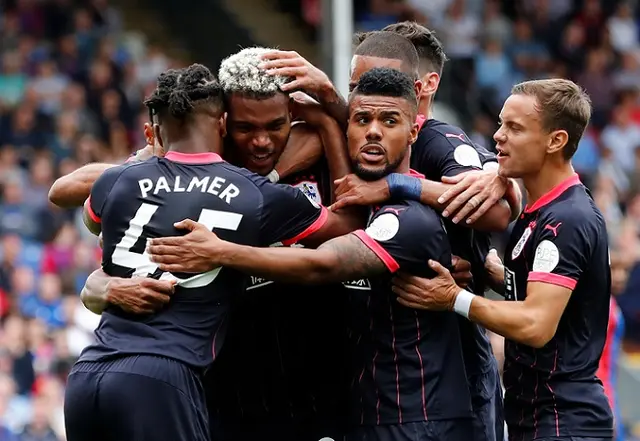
[511,226,532,260]
[532,240,560,273]
[365,212,400,242]
[453,144,482,168]
[295,181,322,207]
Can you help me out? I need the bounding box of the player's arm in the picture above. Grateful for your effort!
[49,145,155,208]
[332,173,511,232]
[394,212,590,348]
[484,249,506,295]
[81,269,175,315]
[50,162,116,208]
[150,204,448,284]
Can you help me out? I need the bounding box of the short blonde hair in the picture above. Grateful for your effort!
[218,47,288,99]
[511,79,592,159]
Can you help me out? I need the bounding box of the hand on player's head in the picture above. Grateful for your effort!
[147,220,223,274]
[258,50,332,97]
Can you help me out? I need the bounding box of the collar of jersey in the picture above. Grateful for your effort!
[164,151,223,164]
[524,173,581,214]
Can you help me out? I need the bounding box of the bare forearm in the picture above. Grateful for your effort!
[219,243,338,284]
[318,117,351,199]
[318,86,348,131]
[80,269,111,314]
[49,163,115,208]
[419,179,511,232]
[468,297,545,348]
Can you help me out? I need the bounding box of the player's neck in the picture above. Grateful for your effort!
[522,163,575,206]
[168,132,222,156]
[418,99,432,120]
[393,153,411,175]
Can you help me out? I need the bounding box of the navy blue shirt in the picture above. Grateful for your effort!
[79,151,327,369]
[206,159,349,434]
[411,118,497,386]
[348,191,472,425]
[502,174,613,439]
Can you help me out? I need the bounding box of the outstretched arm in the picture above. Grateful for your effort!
[148,226,387,284]
[331,173,511,232]
[50,163,116,208]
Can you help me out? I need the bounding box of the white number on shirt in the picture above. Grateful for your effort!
[111,203,243,288]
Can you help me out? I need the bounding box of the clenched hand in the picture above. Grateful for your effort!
[330,174,390,211]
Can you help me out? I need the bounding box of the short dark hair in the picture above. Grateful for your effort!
[381,22,447,75]
[353,31,420,80]
[351,67,417,112]
[511,79,592,160]
[144,63,223,120]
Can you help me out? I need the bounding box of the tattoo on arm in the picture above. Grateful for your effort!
[319,233,389,280]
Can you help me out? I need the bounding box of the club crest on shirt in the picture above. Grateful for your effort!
[342,279,372,290]
[365,212,400,242]
[511,226,533,260]
[532,240,560,273]
[294,181,322,206]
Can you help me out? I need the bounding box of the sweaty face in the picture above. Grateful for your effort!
[349,56,405,93]
[226,93,291,175]
[493,94,549,179]
[347,94,417,181]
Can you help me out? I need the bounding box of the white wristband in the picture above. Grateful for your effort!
[266,169,280,183]
[453,289,475,319]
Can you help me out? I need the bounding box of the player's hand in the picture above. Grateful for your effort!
[107,277,176,314]
[451,255,472,289]
[392,260,459,311]
[147,220,223,273]
[330,175,390,211]
[485,249,504,282]
[439,170,508,224]
[259,50,334,99]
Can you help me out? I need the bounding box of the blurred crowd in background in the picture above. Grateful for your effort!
[1,0,640,439]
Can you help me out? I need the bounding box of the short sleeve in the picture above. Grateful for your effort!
[411,129,484,180]
[256,178,328,246]
[527,211,594,290]
[352,204,451,276]
[476,145,498,171]
[87,165,129,223]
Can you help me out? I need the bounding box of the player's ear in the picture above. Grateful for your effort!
[143,123,154,145]
[419,72,440,100]
[546,129,569,156]
[219,113,227,137]
[153,123,164,148]
[409,121,419,145]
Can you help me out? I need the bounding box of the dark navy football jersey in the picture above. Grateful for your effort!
[206,158,349,432]
[410,118,496,381]
[347,192,472,425]
[79,151,327,369]
[502,174,613,439]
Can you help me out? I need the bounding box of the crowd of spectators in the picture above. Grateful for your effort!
[0,0,178,438]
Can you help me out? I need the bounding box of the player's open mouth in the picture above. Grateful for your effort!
[250,152,273,164]
[360,144,385,163]
[496,148,509,162]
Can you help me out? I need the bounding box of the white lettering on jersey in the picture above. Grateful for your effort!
[365,212,400,242]
[532,240,560,273]
[138,176,240,204]
[342,279,372,290]
[294,181,322,205]
[511,226,532,260]
[504,267,517,301]
[453,144,482,169]
[246,276,274,290]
